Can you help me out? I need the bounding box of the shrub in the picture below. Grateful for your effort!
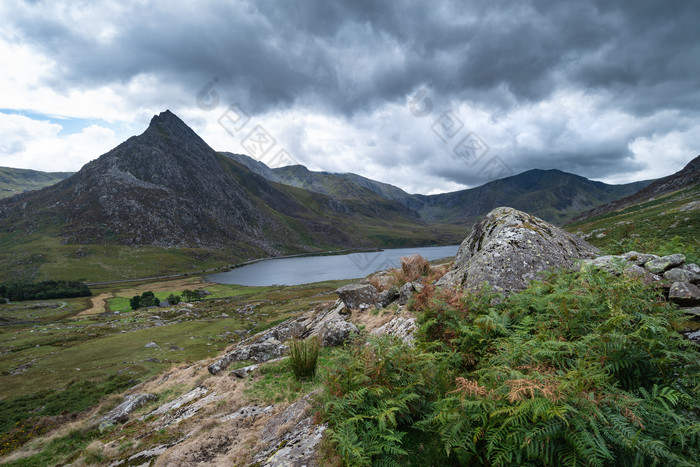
[288,337,320,380]
[400,255,430,283]
[166,293,181,305]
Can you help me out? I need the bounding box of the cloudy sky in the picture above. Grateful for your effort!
[1,0,698,194]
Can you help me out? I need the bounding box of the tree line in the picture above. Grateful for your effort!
[0,280,92,302]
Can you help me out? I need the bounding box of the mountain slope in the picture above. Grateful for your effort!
[570,155,700,223]
[0,167,73,199]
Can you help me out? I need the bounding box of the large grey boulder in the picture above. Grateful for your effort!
[336,284,378,310]
[437,207,599,294]
[665,268,699,285]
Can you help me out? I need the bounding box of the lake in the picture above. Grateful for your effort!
[207,245,460,286]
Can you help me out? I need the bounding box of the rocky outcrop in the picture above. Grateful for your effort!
[100,393,157,425]
[208,340,288,375]
[437,207,599,294]
[645,254,686,274]
[377,286,399,308]
[336,283,378,310]
[252,392,326,467]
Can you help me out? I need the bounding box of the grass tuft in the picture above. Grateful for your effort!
[288,337,320,380]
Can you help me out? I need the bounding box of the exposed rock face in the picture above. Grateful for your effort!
[336,283,379,310]
[100,393,157,425]
[437,207,599,294]
[208,340,288,375]
[253,393,326,467]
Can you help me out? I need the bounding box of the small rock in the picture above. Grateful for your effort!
[398,282,415,306]
[583,255,631,275]
[371,317,417,344]
[681,306,700,317]
[336,283,379,310]
[377,286,399,308]
[144,342,159,348]
[645,254,686,274]
[319,319,358,347]
[208,340,289,375]
[623,265,648,278]
[622,251,659,266]
[668,282,700,306]
[169,345,184,351]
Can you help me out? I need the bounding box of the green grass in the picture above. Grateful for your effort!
[566,185,700,263]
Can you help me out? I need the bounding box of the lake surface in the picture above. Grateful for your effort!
[207,245,460,286]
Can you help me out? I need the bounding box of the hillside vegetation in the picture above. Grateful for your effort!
[0,167,72,200]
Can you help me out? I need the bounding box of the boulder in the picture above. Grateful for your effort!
[398,282,415,306]
[669,282,700,306]
[100,393,157,425]
[623,265,648,278]
[263,319,306,342]
[377,286,399,308]
[645,254,686,274]
[664,268,699,284]
[319,318,358,347]
[437,207,599,294]
[371,317,417,344]
[336,284,378,310]
[681,263,700,275]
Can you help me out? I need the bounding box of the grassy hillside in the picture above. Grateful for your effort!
[566,184,700,263]
[0,166,72,199]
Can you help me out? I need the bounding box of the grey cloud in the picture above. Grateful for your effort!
[4,0,700,190]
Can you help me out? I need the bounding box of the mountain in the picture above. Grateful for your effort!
[227,153,653,226]
[0,111,461,281]
[0,166,73,199]
[570,155,700,223]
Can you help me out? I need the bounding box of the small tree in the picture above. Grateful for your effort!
[129,295,141,310]
[166,293,181,305]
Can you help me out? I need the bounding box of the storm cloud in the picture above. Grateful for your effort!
[1,0,698,192]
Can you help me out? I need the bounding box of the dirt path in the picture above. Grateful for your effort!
[78,293,114,316]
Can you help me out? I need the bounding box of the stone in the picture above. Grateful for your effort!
[437,207,599,294]
[370,317,417,344]
[411,281,424,293]
[645,254,686,274]
[681,307,700,317]
[144,341,159,348]
[318,318,358,347]
[623,265,648,278]
[208,340,288,375]
[581,255,632,275]
[377,286,399,308]
[681,263,700,275]
[621,251,659,266]
[664,268,699,284]
[668,282,700,306]
[336,283,379,310]
[100,393,157,425]
[398,282,415,305]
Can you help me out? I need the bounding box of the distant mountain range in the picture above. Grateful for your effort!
[225,153,652,226]
[0,109,694,281]
[0,167,73,199]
